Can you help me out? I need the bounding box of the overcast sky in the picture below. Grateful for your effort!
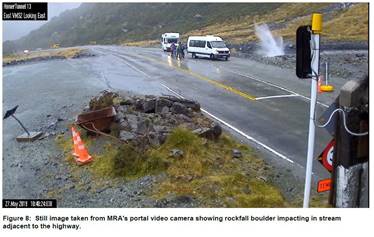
[2,3,81,41]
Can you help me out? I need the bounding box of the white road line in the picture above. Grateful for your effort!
[255,94,300,101]
[224,68,329,108]
[110,52,308,167]
[111,53,151,78]
[160,83,298,165]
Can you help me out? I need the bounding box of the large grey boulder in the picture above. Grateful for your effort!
[193,123,222,140]
[126,114,138,132]
[119,119,130,130]
[116,105,128,113]
[143,99,156,113]
[137,118,155,134]
[170,102,189,115]
[161,106,170,115]
[155,98,173,113]
[148,132,160,147]
[114,111,125,122]
[161,96,200,112]
[119,130,135,142]
[177,114,193,123]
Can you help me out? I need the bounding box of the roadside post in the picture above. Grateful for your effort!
[330,77,369,207]
[295,13,322,208]
[296,13,368,207]
[303,13,322,208]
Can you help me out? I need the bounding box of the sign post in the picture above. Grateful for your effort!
[303,13,322,208]
[3,105,43,142]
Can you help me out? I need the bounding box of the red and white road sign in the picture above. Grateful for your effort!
[318,139,335,172]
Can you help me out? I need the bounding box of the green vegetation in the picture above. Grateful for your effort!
[153,128,285,207]
[56,127,288,207]
[186,3,368,44]
[123,39,159,47]
[324,4,368,41]
[291,193,331,208]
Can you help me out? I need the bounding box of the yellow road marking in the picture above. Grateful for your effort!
[134,53,256,101]
[180,68,256,101]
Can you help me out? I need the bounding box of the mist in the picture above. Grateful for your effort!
[255,23,285,57]
[2,3,81,42]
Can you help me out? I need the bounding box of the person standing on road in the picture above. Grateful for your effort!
[176,41,185,60]
[170,42,176,58]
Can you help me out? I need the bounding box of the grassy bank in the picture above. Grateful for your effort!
[3,47,85,65]
[57,127,290,207]
[123,3,368,47]
[188,3,367,44]
[122,39,160,47]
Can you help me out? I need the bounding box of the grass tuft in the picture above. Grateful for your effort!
[56,127,288,207]
[152,128,287,207]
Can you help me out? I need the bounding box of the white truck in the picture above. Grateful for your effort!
[187,35,230,60]
[161,33,180,52]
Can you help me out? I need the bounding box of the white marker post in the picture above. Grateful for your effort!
[303,13,322,208]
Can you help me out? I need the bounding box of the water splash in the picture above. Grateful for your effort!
[255,24,284,57]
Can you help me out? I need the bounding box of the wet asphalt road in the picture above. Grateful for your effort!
[88,45,332,180]
[3,45,334,200]
[3,59,105,200]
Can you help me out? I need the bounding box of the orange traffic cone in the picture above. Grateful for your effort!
[71,127,80,157]
[318,76,323,93]
[71,126,93,165]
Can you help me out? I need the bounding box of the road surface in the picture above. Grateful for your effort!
[89,46,332,179]
[3,45,336,203]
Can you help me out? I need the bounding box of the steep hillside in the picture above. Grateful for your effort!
[3,3,281,54]
[3,3,368,54]
[184,3,368,44]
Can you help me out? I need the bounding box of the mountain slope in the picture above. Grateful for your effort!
[3,3,281,54]
[3,3,368,54]
[184,3,368,44]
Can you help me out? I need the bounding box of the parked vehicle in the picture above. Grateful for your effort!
[187,35,230,60]
[161,33,180,52]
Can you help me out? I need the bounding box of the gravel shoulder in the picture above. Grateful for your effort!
[231,41,368,83]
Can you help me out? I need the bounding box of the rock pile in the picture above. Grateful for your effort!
[86,91,222,149]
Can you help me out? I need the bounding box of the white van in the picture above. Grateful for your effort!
[161,33,180,52]
[187,36,230,60]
